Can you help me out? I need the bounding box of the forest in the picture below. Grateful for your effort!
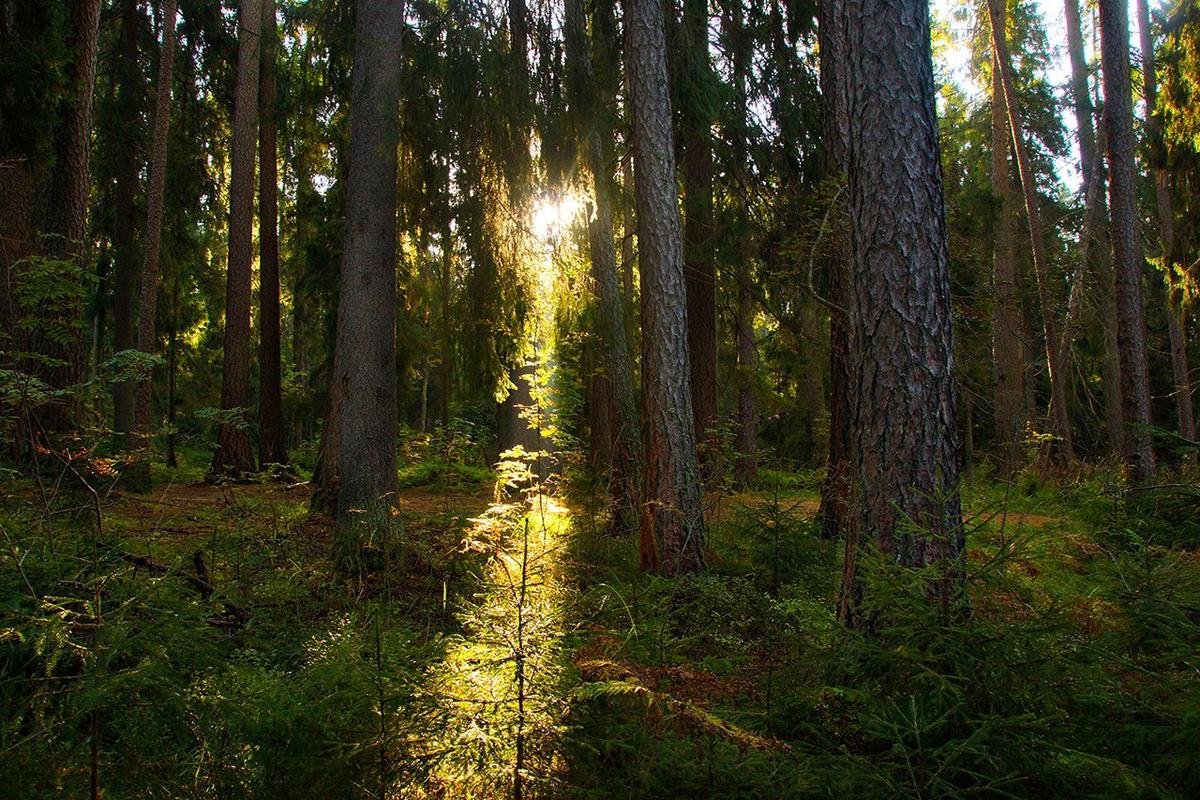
[1,0,1199,796]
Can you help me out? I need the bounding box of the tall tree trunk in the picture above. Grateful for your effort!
[35,0,102,432]
[679,0,719,481]
[989,0,1025,474]
[817,0,851,536]
[626,0,706,575]
[566,0,641,532]
[210,0,261,478]
[439,221,452,428]
[837,0,964,627]
[1137,0,1195,456]
[258,0,287,467]
[727,0,757,487]
[111,0,143,449]
[133,0,179,460]
[986,0,1072,458]
[334,0,405,521]
[1098,0,1156,482]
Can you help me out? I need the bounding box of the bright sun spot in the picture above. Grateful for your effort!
[531,193,584,245]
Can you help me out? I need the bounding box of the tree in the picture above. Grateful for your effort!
[258,0,287,467]
[625,0,706,574]
[210,0,261,478]
[836,0,964,625]
[1098,0,1155,482]
[988,0,1025,473]
[334,0,405,521]
[986,0,1072,458]
[132,0,179,459]
[1137,0,1195,457]
[565,0,641,532]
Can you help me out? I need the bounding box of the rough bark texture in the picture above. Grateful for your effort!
[838,0,964,626]
[133,0,179,455]
[111,0,143,448]
[334,0,404,521]
[626,0,706,575]
[567,0,641,532]
[986,0,1072,458]
[35,0,103,430]
[817,0,850,536]
[210,0,261,478]
[1098,0,1156,482]
[258,0,287,467]
[1137,0,1195,455]
[989,0,1025,473]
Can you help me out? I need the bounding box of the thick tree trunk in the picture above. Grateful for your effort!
[111,0,143,449]
[679,0,719,482]
[1137,0,1195,456]
[333,0,405,521]
[837,0,964,627]
[986,0,1072,458]
[35,0,102,432]
[1098,0,1155,482]
[210,0,261,478]
[989,0,1025,474]
[258,0,287,467]
[626,0,706,575]
[133,0,179,459]
[817,0,850,535]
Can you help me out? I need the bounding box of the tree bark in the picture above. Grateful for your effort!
[258,0,287,467]
[210,0,261,478]
[133,0,180,459]
[111,0,144,449]
[1098,0,1156,482]
[989,0,1025,474]
[817,0,850,535]
[626,0,706,574]
[334,0,405,521]
[1136,0,1195,457]
[837,0,964,626]
[679,0,719,482]
[986,0,1073,459]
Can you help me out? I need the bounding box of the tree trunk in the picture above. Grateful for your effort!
[986,0,1072,459]
[817,0,851,536]
[111,0,143,449]
[625,0,706,575]
[1098,0,1156,482]
[679,0,719,482]
[258,0,287,467]
[727,0,757,487]
[35,0,102,432]
[989,0,1025,474]
[837,0,964,627]
[1137,0,1195,457]
[439,221,452,427]
[133,0,179,461]
[334,0,405,521]
[210,0,261,478]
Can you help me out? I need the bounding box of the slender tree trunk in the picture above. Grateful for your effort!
[133,0,179,462]
[837,0,964,627]
[111,0,143,448]
[1137,0,1195,456]
[166,274,178,468]
[439,222,452,428]
[626,0,706,575]
[986,0,1072,458]
[728,0,757,487]
[989,0,1025,473]
[35,0,102,432]
[334,0,405,521]
[679,0,719,481]
[817,0,851,535]
[1098,0,1155,482]
[210,0,261,478]
[258,0,287,467]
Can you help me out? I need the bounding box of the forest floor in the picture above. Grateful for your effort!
[2,450,1199,798]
